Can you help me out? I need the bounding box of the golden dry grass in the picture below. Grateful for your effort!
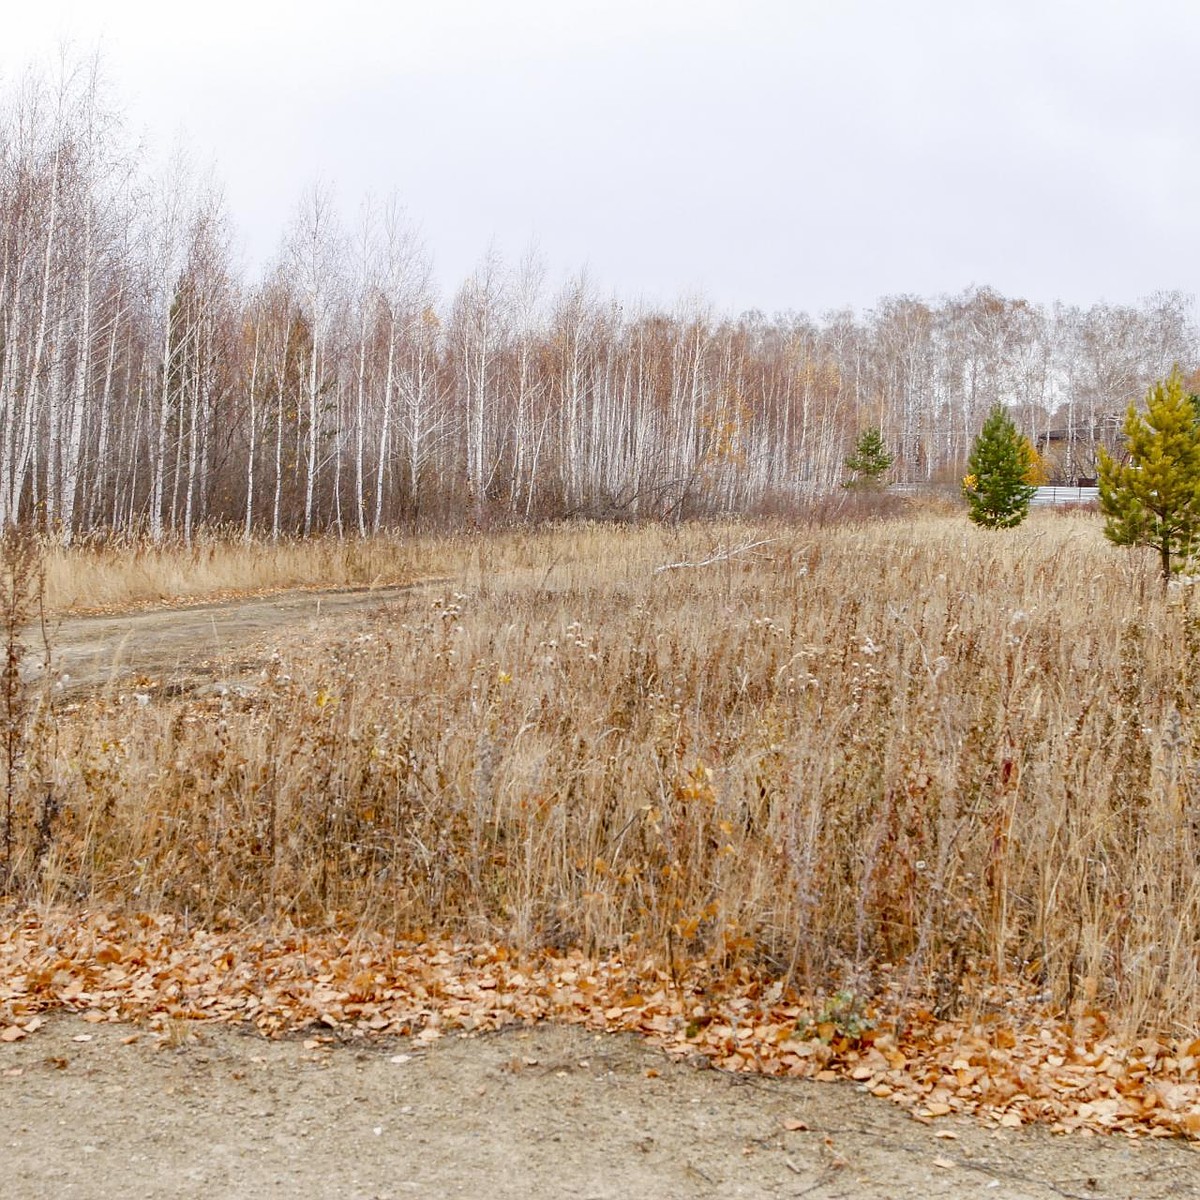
[6,510,1200,1035]
[42,531,459,613]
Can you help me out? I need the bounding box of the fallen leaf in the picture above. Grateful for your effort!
[1,906,1198,1142]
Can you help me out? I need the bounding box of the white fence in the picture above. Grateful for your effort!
[1030,486,1099,507]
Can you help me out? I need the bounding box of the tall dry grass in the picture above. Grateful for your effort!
[7,511,1200,1034]
[42,530,460,613]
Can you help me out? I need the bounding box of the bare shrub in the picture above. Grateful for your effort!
[796,488,909,527]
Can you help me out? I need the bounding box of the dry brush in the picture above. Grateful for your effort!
[6,513,1200,1035]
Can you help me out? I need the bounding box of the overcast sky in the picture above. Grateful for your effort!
[3,0,1198,317]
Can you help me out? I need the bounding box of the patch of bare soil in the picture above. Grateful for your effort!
[4,1015,1197,1200]
[33,582,435,698]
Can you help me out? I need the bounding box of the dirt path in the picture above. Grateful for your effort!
[33,583,432,697]
[4,1015,1197,1200]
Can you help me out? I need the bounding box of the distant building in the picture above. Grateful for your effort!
[1035,414,1123,484]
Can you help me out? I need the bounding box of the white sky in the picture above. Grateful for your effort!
[4,0,1199,316]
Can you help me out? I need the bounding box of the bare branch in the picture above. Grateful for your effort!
[653,537,780,574]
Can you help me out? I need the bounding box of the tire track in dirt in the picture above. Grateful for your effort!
[28,580,445,698]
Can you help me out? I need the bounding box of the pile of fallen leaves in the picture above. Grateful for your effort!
[2,908,1199,1139]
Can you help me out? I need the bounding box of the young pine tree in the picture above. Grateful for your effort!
[962,407,1038,528]
[842,428,894,490]
[1099,368,1200,580]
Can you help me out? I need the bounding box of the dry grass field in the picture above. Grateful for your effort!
[5,510,1199,1038]
[41,530,446,613]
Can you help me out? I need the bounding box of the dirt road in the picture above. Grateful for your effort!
[5,1014,1198,1200]
[33,584,427,697]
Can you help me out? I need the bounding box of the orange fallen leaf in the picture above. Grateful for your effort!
[3,906,1200,1141]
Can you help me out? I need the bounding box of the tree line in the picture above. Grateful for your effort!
[1,62,1197,541]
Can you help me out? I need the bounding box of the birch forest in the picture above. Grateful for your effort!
[3,66,1197,541]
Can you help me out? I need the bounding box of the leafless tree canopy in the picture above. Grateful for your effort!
[0,64,1194,540]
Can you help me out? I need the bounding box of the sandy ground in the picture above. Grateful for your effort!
[4,1014,1199,1200]
[35,584,428,697]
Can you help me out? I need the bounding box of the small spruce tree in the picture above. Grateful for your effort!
[842,428,894,490]
[1099,368,1200,580]
[962,407,1038,528]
